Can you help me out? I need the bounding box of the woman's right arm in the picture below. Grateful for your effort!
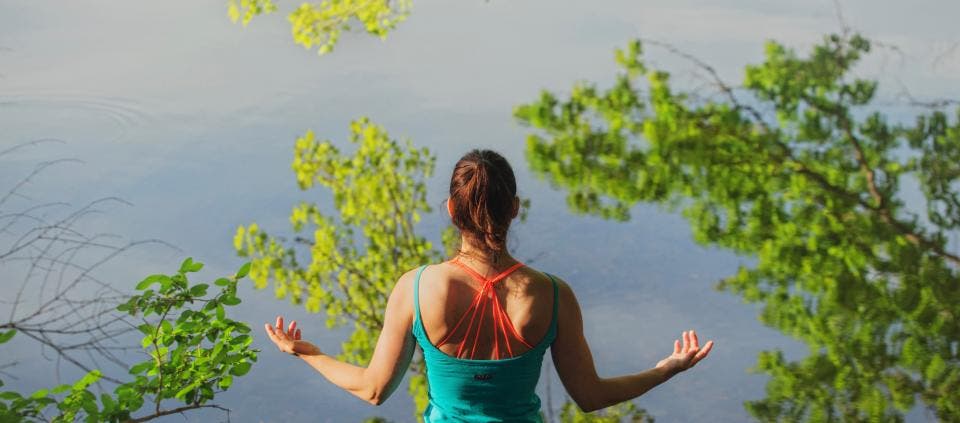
[550,279,714,412]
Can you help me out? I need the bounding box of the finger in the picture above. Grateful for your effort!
[686,351,698,368]
[673,339,681,355]
[690,330,700,349]
[288,320,297,336]
[682,331,690,353]
[693,340,714,364]
[295,328,301,340]
[276,316,284,333]
[264,324,278,342]
[272,322,287,341]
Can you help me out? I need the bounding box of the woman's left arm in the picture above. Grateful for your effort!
[264,271,417,405]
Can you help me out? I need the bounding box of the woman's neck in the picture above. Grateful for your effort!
[455,236,516,268]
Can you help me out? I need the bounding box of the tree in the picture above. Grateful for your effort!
[234,117,440,417]
[228,0,411,55]
[514,33,960,421]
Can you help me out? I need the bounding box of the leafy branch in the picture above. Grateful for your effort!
[227,0,411,55]
[0,259,258,422]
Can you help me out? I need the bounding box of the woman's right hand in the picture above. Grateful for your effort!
[656,330,713,376]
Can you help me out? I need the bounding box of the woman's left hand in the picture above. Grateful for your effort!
[264,316,321,356]
[655,330,713,376]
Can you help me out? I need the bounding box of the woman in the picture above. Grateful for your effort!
[264,149,714,421]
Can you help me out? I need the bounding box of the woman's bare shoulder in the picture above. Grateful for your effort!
[400,263,456,299]
[510,265,563,295]
[391,265,433,302]
[519,267,577,307]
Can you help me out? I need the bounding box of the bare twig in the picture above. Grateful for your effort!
[125,403,232,423]
[640,38,773,133]
[891,78,960,109]
[0,140,178,387]
[831,0,851,37]
[931,41,959,71]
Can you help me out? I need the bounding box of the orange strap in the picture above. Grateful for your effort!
[436,259,533,359]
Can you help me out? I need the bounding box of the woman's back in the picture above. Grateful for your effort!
[416,259,556,360]
[412,260,558,422]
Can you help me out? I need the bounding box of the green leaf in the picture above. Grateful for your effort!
[230,335,252,347]
[205,299,219,311]
[128,361,154,375]
[0,392,21,400]
[221,294,241,306]
[178,309,194,323]
[179,257,204,273]
[175,382,201,400]
[229,361,252,376]
[0,330,16,344]
[100,393,116,413]
[135,274,169,291]
[138,323,154,336]
[81,396,99,415]
[73,370,102,390]
[190,284,209,297]
[235,262,251,279]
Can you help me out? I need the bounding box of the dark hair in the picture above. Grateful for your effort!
[449,149,517,254]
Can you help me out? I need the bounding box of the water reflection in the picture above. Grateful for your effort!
[515,34,960,421]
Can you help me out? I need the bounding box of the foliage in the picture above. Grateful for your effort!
[234,117,438,416]
[228,0,412,55]
[559,400,654,423]
[227,0,278,26]
[0,259,257,422]
[515,33,960,421]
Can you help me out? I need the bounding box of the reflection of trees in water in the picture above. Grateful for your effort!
[0,139,160,384]
[515,33,959,421]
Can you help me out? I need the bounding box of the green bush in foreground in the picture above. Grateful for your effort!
[0,258,257,422]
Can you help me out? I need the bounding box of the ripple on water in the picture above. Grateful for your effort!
[0,93,155,145]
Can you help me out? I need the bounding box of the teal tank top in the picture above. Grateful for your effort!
[411,264,559,422]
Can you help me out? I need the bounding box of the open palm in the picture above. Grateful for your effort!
[656,330,713,375]
[264,316,321,356]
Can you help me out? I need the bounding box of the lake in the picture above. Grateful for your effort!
[2,0,958,421]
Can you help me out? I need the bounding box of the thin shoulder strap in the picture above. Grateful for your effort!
[545,273,559,331]
[413,265,428,319]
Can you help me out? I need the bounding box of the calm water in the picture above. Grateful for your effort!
[2,1,958,421]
